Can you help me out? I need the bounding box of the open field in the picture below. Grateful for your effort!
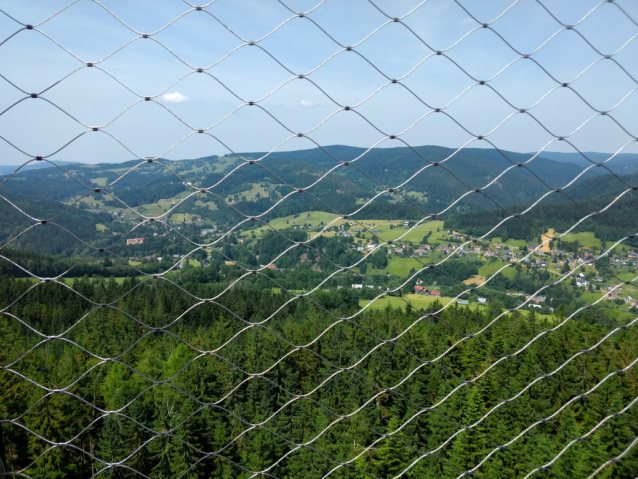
[135,199,174,216]
[198,155,238,173]
[615,271,638,283]
[230,183,272,202]
[540,228,555,252]
[479,260,517,279]
[195,199,218,210]
[90,177,108,186]
[598,306,635,323]
[271,288,307,295]
[464,275,487,285]
[581,291,603,304]
[19,276,139,285]
[366,256,426,277]
[170,213,201,223]
[489,237,528,248]
[405,192,428,202]
[360,294,555,320]
[241,211,448,243]
[552,230,630,254]
[169,162,212,175]
[95,223,107,232]
[360,294,453,310]
[559,231,601,249]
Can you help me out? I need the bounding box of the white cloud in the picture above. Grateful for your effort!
[299,100,317,108]
[162,92,189,103]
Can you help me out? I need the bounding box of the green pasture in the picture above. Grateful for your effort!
[135,199,174,216]
[269,211,341,229]
[615,271,637,283]
[581,291,603,304]
[271,288,307,295]
[171,213,200,223]
[489,237,528,248]
[559,231,600,249]
[479,260,517,279]
[360,294,453,311]
[170,162,212,175]
[74,196,103,206]
[230,183,271,202]
[195,199,218,210]
[405,192,428,202]
[241,211,448,244]
[366,256,427,277]
[205,155,239,173]
[19,276,137,285]
[599,306,635,323]
[90,177,108,186]
[359,294,556,320]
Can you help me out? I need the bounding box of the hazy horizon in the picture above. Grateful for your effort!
[2,143,637,170]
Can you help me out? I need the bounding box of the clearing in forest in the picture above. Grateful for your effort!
[540,228,555,252]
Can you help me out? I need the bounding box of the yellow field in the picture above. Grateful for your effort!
[540,228,555,252]
[95,223,107,232]
[463,275,487,285]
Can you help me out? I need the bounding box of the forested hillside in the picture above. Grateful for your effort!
[0,145,617,223]
[1,277,637,478]
[452,190,638,249]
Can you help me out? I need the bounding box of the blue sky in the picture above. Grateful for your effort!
[0,0,637,165]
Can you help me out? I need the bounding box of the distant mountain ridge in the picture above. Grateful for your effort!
[0,160,81,176]
[3,146,635,175]
[1,145,634,226]
[530,151,638,175]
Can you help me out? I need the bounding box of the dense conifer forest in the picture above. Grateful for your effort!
[1,276,637,478]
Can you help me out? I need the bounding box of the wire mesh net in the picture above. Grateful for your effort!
[0,1,637,478]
